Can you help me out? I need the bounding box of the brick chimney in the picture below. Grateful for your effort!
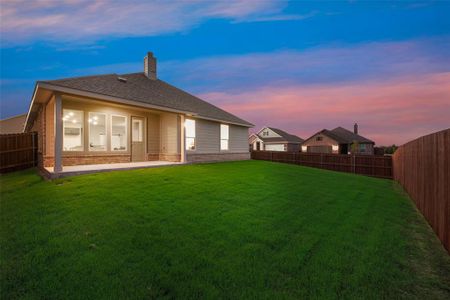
[144,52,157,80]
[354,123,358,135]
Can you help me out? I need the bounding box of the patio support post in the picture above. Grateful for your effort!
[180,114,186,163]
[54,93,63,173]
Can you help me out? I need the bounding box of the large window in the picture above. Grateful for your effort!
[220,124,229,150]
[111,115,127,151]
[63,109,84,151]
[88,112,106,151]
[185,119,196,150]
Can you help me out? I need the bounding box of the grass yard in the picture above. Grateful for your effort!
[1,161,449,299]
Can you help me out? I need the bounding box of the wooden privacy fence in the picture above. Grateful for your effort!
[393,129,449,253]
[0,132,38,173]
[251,151,393,179]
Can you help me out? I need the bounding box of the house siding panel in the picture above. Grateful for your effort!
[160,113,179,155]
[147,113,160,156]
[191,118,220,154]
[229,125,250,153]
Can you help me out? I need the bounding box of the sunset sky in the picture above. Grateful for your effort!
[1,1,449,145]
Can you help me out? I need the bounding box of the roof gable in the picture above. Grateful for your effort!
[257,126,304,143]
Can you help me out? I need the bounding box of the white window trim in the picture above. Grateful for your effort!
[62,109,84,152]
[220,124,229,151]
[88,112,107,152]
[110,114,128,152]
[185,119,196,151]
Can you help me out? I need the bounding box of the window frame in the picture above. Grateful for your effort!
[220,124,229,151]
[185,119,196,151]
[110,114,128,152]
[62,109,84,152]
[88,112,107,152]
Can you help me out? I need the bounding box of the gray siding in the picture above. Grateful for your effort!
[189,118,249,154]
[229,125,250,152]
[147,113,160,154]
[192,119,220,154]
[160,113,179,154]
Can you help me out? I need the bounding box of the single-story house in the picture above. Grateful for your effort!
[301,124,375,155]
[0,114,27,134]
[249,126,304,152]
[23,52,253,175]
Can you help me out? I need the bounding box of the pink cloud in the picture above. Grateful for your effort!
[200,72,450,145]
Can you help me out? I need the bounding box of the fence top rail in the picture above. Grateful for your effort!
[251,150,391,159]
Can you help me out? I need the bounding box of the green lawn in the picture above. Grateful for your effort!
[1,161,449,299]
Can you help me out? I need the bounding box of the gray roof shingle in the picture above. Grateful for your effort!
[40,72,253,127]
[258,127,304,143]
[330,127,374,143]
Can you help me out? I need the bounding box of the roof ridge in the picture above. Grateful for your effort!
[40,73,117,83]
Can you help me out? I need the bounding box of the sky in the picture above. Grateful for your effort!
[1,0,449,145]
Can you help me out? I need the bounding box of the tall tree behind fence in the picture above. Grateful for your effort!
[0,132,38,173]
[251,151,393,179]
[393,129,450,253]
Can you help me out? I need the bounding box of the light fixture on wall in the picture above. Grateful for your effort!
[332,145,339,151]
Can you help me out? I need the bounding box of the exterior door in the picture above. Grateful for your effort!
[256,142,261,151]
[131,116,145,161]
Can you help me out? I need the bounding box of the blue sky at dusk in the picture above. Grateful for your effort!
[1,1,449,144]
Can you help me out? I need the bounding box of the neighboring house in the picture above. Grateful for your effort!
[24,52,253,174]
[0,114,27,134]
[249,127,304,152]
[301,124,375,155]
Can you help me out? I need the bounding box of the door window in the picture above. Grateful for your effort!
[132,119,143,142]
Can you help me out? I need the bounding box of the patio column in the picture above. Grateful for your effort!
[180,114,186,163]
[54,93,63,173]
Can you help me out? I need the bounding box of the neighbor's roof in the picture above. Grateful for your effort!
[330,127,374,143]
[0,113,27,134]
[258,127,304,143]
[38,72,253,127]
[304,126,374,144]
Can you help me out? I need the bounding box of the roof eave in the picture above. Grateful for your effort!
[27,82,254,128]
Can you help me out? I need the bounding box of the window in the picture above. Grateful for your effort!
[185,119,196,150]
[63,109,84,151]
[132,119,143,142]
[220,124,229,150]
[88,112,106,151]
[284,144,287,151]
[359,143,366,153]
[316,136,323,141]
[111,115,127,151]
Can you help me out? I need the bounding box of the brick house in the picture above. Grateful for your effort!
[23,52,253,175]
[301,124,375,155]
[249,126,304,152]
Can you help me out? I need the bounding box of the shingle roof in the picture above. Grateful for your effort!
[303,127,374,144]
[257,127,304,143]
[330,127,374,143]
[40,72,253,127]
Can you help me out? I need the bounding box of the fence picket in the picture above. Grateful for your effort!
[0,132,38,173]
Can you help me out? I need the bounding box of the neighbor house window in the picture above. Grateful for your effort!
[185,119,196,150]
[88,112,106,151]
[111,115,127,151]
[316,136,323,141]
[220,124,229,150]
[359,143,366,153]
[63,109,84,151]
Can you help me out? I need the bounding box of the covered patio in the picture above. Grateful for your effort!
[43,160,183,179]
